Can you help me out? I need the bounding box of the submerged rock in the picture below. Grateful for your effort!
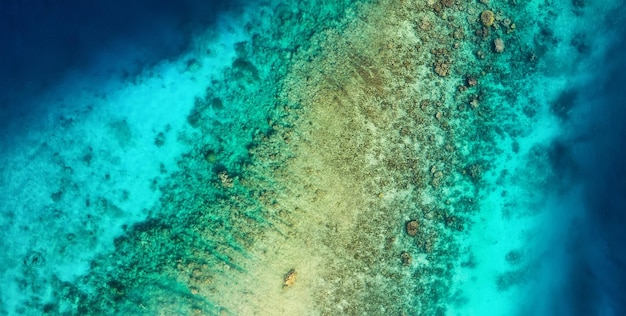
[406,220,419,236]
[434,62,450,77]
[401,252,412,266]
[466,75,478,87]
[494,38,505,53]
[283,269,296,288]
[480,10,495,27]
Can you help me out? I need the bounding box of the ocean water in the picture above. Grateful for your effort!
[0,0,625,315]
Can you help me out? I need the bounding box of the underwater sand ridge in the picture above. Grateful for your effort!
[212,0,552,313]
[240,0,512,313]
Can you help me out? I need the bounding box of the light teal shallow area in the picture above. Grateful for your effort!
[0,0,624,315]
[447,0,626,314]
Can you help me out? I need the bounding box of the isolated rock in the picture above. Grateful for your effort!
[401,252,413,266]
[283,269,296,288]
[494,38,505,53]
[480,10,495,27]
[406,220,419,236]
[434,62,450,77]
[466,75,478,87]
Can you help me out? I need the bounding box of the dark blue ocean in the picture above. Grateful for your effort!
[0,0,237,128]
[545,16,626,315]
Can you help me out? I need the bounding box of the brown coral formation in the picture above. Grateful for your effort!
[217,170,234,188]
[406,220,419,236]
[401,252,413,266]
[283,269,296,288]
[466,75,478,87]
[494,38,505,53]
[432,48,452,77]
[480,10,495,27]
[435,62,451,77]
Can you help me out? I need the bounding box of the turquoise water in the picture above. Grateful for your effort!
[1,0,625,314]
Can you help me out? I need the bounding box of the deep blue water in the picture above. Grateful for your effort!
[544,12,626,315]
[0,0,239,123]
[565,42,626,315]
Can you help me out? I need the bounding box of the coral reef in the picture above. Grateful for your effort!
[283,269,296,288]
[481,10,495,27]
[494,38,505,53]
[406,220,419,237]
